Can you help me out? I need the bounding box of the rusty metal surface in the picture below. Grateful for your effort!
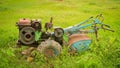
[19,27,35,45]
[31,19,42,31]
[21,47,36,55]
[54,28,64,38]
[68,34,91,45]
[37,40,62,57]
[53,28,64,45]
[45,17,53,31]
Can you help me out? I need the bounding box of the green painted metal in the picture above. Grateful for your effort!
[63,34,69,42]
[35,31,41,41]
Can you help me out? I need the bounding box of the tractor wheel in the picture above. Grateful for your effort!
[37,40,62,57]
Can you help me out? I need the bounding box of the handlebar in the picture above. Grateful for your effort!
[101,24,114,32]
[96,14,104,22]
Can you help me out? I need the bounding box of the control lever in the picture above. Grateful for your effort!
[101,24,114,32]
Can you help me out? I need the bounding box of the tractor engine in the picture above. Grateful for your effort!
[16,18,42,45]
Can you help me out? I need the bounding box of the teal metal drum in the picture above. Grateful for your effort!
[68,34,91,53]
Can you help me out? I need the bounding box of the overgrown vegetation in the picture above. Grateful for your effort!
[0,0,120,68]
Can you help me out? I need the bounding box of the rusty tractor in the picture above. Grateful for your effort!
[16,14,114,57]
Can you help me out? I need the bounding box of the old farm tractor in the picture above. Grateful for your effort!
[16,14,114,57]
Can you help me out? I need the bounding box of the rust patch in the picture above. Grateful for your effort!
[44,48,54,57]
[68,34,91,45]
[37,40,62,57]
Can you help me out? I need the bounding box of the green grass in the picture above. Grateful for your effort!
[0,0,120,68]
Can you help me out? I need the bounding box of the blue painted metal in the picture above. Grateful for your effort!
[70,40,91,52]
[64,14,114,53]
[63,16,103,35]
[63,14,105,52]
[50,48,59,56]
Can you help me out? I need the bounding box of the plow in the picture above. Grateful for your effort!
[16,14,114,58]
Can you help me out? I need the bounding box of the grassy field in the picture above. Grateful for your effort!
[0,0,120,68]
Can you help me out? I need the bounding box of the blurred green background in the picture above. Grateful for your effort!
[0,0,120,68]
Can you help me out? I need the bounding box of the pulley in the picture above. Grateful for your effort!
[54,28,64,38]
[19,27,35,45]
